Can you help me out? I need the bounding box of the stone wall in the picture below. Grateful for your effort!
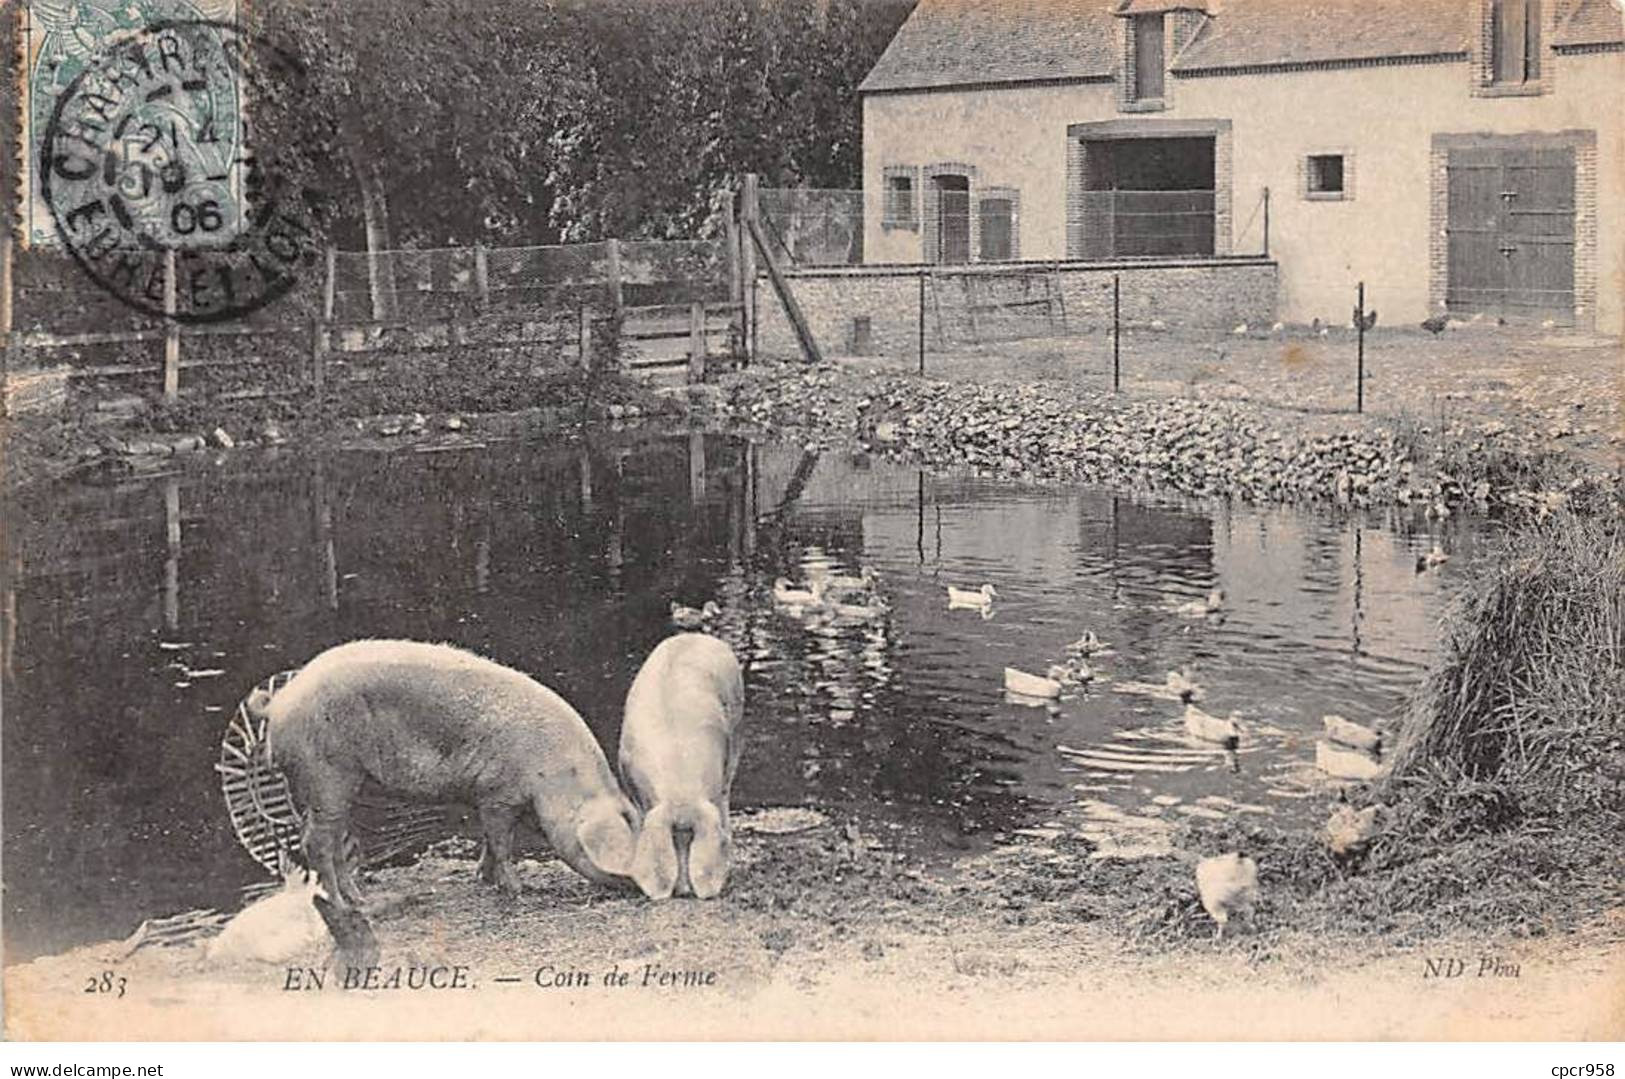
[753,257,1278,360]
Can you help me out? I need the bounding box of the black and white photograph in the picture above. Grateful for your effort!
[1,0,1622,1047]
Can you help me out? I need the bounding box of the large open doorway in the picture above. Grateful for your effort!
[1079,137,1215,258]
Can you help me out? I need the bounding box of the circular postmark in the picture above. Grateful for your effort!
[40,19,320,323]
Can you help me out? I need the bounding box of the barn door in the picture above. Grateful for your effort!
[1446,146,1574,322]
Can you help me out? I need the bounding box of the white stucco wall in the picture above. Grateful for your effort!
[863,50,1624,333]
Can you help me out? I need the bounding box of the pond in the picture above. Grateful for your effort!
[1,431,1479,961]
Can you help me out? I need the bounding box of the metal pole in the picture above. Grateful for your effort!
[1356,280,1366,414]
[1112,273,1121,394]
[918,271,926,375]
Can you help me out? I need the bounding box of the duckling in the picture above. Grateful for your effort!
[1004,666,1063,699]
[1415,544,1449,573]
[1166,669,1204,703]
[1183,703,1242,749]
[1172,588,1225,618]
[773,577,824,608]
[1195,852,1259,939]
[206,872,331,965]
[1325,801,1383,859]
[947,583,997,609]
[669,600,721,629]
[1322,714,1381,753]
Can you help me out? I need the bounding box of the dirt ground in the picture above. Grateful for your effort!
[843,323,1623,471]
[6,820,1622,1041]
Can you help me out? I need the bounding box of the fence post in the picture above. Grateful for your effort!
[1262,187,1271,258]
[741,174,760,364]
[578,304,592,371]
[1,231,12,338]
[323,245,337,322]
[1355,281,1366,414]
[725,201,742,361]
[1,232,12,416]
[689,301,706,383]
[918,271,926,376]
[163,247,179,401]
[1112,273,1121,394]
[606,238,623,316]
[310,317,327,405]
[474,242,490,310]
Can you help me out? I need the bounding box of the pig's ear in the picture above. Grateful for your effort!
[577,800,636,878]
[686,803,730,900]
[629,805,679,901]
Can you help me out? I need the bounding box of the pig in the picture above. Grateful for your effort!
[617,633,745,900]
[246,639,639,911]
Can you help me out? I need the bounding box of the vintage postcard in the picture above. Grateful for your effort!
[2,0,1622,1044]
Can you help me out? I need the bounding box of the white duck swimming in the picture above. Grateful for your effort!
[947,584,997,610]
[1183,703,1242,748]
[1004,666,1063,699]
[1322,714,1381,753]
[773,577,825,608]
[1166,669,1204,703]
[206,872,331,965]
[1415,544,1449,573]
[1195,852,1259,939]
[821,567,880,601]
[1066,631,1108,656]
[1172,588,1225,618]
[669,600,720,629]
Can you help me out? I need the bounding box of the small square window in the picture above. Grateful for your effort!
[1307,154,1346,197]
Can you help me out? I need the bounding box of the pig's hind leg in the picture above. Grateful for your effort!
[475,800,525,897]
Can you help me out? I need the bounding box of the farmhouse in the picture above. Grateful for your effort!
[859,0,1625,334]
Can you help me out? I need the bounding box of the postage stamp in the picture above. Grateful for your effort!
[23,3,319,320]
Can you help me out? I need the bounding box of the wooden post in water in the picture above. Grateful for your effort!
[1,232,13,338]
[1355,280,1366,414]
[163,248,179,401]
[725,197,742,364]
[578,304,592,370]
[689,431,707,503]
[689,301,706,383]
[312,462,338,611]
[164,478,182,632]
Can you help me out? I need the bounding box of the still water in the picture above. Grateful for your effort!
[2,433,1476,960]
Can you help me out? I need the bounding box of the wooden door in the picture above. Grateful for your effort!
[934,176,970,264]
[1446,146,1574,322]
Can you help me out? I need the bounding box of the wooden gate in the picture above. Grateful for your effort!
[1446,146,1575,322]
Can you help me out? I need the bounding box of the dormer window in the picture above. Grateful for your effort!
[1490,0,1541,84]
[1132,14,1166,102]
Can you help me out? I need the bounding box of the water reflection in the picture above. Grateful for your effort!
[1,433,1471,960]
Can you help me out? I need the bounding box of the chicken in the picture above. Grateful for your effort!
[1421,314,1449,335]
[1195,853,1259,939]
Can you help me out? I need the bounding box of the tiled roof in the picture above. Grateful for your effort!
[862,0,1619,93]
[858,0,1119,93]
[1553,0,1625,47]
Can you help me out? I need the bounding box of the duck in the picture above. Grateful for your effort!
[1183,703,1242,749]
[1195,852,1259,939]
[1166,669,1203,703]
[1172,588,1225,618]
[821,567,880,601]
[1058,658,1100,685]
[1325,801,1383,859]
[1066,631,1108,656]
[948,583,997,607]
[1315,739,1383,781]
[830,598,886,621]
[1322,714,1381,753]
[206,871,331,965]
[1415,544,1449,573]
[1004,666,1063,699]
[773,577,825,608]
[669,600,721,629]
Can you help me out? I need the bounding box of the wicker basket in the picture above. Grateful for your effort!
[216,670,304,877]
